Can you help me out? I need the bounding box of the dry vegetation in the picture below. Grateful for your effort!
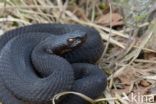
[0,0,156,104]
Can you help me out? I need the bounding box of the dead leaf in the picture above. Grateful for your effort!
[117,68,137,86]
[96,13,123,27]
[144,52,156,60]
[68,5,88,20]
[139,79,151,87]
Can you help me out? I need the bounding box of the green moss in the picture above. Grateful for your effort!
[99,3,109,11]
[134,14,148,22]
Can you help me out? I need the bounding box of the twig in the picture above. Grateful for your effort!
[0,17,30,24]
[0,5,58,9]
[103,0,113,56]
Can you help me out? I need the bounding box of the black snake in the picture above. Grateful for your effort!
[0,24,107,104]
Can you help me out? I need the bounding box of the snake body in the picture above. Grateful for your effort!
[0,24,107,104]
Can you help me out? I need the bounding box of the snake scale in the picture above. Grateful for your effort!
[0,24,107,104]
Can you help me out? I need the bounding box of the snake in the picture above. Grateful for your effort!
[0,23,107,104]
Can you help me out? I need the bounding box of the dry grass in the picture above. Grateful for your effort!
[0,0,156,104]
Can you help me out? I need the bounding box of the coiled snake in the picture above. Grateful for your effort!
[0,24,107,104]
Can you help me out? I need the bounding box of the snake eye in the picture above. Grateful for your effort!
[67,37,82,48]
[68,38,75,43]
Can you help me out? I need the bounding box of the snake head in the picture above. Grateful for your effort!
[46,30,87,55]
[67,31,87,48]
